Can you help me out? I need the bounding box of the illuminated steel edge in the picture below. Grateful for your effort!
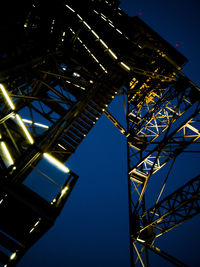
[0,0,199,266]
[126,73,200,266]
[125,35,200,267]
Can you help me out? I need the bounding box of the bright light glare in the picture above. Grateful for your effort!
[61,186,69,197]
[120,62,131,71]
[116,29,122,34]
[108,49,118,60]
[10,252,16,260]
[73,72,80,77]
[137,238,145,243]
[43,153,70,173]
[34,220,40,227]
[29,228,34,233]
[91,30,99,39]
[100,39,108,49]
[0,141,14,166]
[83,21,91,29]
[16,115,34,144]
[77,14,83,20]
[65,4,75,13]
[22,119,49,129]
[58,143,67,150]
[0,84,15,110]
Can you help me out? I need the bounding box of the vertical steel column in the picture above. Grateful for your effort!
[126,92,134,267]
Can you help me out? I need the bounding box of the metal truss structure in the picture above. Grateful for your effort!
[0,0,199,266]
[126,24,200,267]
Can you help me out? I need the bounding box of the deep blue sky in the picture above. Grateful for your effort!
[18,1,200,266]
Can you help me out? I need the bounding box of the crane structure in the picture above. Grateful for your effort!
[0,1,199,266]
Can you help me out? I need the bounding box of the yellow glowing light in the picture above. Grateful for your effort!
[120,62,131,71]
[91,30,99,39]
[65,4,75,13]
[137,238,145,243]
[77,14,83,20]
[83,21,91,30]
[43,153,70,173]
[100,39,108,49]
[0,141,14,166]
[61,186,69,197]
[116,28,122,34]
[0,84,15,110]
[34,220,40,227]
[29,228,34,233]
[101,16,107,21]
[22,119,49,129]
[10,252,16,260]
[16,115,34,144]
[108,49,118,60]
[58,143,67,150]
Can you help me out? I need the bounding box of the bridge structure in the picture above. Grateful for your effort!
[0,1,199,266]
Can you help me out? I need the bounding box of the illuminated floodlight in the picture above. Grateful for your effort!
[43,153,70,173]
[0,141,14,166]
[16,115,34,144]
[0,84,15,110]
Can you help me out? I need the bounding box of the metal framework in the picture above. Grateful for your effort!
[0,0,199,266]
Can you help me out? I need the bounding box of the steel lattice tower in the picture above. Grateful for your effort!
[0,1,199,266]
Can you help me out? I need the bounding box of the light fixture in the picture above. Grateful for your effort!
[137,238,145,243]
[100,39,108,49]
[61,186,69,197]
[10,252,17,260]
[22,119,49,129]
[0,141,14,167]
[83,21,91,30]
[91,30,99,39]
[120,62,131,71]
[73,72,80,77]
[43,153,70,173]
[0,84,15,110]
[108,49,118,60]
[65,4,75,13]
[16,115,34,144]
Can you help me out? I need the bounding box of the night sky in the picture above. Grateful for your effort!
[18,1,200,266]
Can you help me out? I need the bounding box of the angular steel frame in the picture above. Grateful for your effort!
[126,72,200,266]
